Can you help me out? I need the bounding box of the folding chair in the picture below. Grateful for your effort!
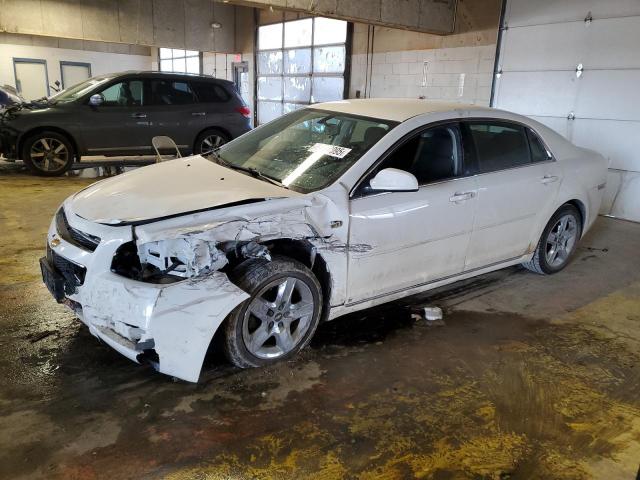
[152,136,182,163]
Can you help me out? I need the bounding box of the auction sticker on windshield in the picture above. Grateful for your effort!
[308,143,352,158]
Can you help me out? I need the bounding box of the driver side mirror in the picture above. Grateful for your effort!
[369,168,419,192]
[88,94,103,106]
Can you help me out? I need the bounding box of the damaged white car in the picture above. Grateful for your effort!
[40,99,608,382]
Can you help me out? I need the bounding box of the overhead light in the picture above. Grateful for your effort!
[211,22,222,29]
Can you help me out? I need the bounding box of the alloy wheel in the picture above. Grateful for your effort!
[545,214,578,268]
[242,276,316,359]
[200,134,226,155]
[29,138,69,172]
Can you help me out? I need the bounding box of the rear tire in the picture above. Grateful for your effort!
[223,255,322,368]
[523,204,582,275]
[194,128,230,156]
[21,131,75,176]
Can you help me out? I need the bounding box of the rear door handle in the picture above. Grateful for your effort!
[191,112,206,116]
[131,113,147,119]
[541,175,559,184]
[449,191,475,202]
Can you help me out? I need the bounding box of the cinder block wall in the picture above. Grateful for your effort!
[350,0,502,106]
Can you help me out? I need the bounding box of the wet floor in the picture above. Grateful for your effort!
[1,170,640,479]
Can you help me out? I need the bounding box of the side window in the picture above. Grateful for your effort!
[96,80,143,107]
[368,123,462,187]
[191,82,231,103]
[527,128,552,162]
[465,121,530,173]
[150,79,196,105]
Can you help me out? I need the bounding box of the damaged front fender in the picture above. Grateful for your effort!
[80,270,249,382]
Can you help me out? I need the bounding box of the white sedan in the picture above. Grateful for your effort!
[40,99,608,382]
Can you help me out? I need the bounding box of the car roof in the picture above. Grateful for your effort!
[106,71,234,85]
[310,98,495,122]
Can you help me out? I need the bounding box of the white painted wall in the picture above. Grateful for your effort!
[350,45,495,106]
[493,0,640,222]
[0,36,152,99]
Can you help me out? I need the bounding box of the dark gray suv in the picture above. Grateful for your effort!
[0,71,252,176]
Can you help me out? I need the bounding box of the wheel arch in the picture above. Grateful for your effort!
[565,199,586,233]
[262,238,332,323]
[18,126,80,160]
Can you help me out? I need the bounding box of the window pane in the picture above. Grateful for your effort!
[159,48,172,59]
[192,82,230,103]
[258,101,283,124]
[258,51,283,75]
[411,126,460,184]
[186,56,200,74]
[284,18,312,48]
[259,23,283,50]
[284,76,311,103]
[467,122,530,173]
[160,59,172,72]
[313,46,345,73]
[173,57,186,73]
[185,50,198,57]
[172,48,186,57]
[311,76,343,103]
[284,48,311,74]
[150,79,196,105]
[257,76,282,101]
[98,80,143,106]
[314,18,347,45]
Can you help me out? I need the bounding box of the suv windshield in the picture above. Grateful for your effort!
[216,109,396,193]
[50,76,113,103]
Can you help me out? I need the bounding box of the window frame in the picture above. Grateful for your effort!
[460,119,556,176]
[91,78,145,107]
[353,121,469,198]
[256,17,351,125]
[158,48,202,74]
[351,117,556,199]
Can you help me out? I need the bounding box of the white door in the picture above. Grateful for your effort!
[14,60,48,101]
[347,123,478,304]
[462,120,562,270]
[61,63,91,89]
[493,0,640,222]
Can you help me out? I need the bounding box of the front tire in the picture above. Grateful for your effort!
[21,131,75,176]
[223,256,322,368]
[523,204,582,275]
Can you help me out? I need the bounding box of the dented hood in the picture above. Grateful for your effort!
[70,155,298,224]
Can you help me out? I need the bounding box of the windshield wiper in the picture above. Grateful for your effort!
[213,154,286,189]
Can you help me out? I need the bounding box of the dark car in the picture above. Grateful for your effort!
[0,71,252,176]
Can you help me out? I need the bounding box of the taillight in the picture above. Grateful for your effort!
[236,106,251,118]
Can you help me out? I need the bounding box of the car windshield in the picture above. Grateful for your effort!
[216,109,396,193]
[50,76,113,103]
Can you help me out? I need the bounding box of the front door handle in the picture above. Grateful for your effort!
[449,191,475,203]
[541,175,559,184]
[191,112,206,116]
[131,112,147,119]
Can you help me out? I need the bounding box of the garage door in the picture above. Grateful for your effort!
[492,0,640,222]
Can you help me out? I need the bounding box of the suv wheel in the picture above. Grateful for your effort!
[195,129,229,156]
[22,131,75,176]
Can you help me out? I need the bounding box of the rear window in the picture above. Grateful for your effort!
[191,82,231,103]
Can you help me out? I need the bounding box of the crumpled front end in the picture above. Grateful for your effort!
[43,188,350,382]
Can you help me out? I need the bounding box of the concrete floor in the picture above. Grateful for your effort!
[1,169,639,480]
